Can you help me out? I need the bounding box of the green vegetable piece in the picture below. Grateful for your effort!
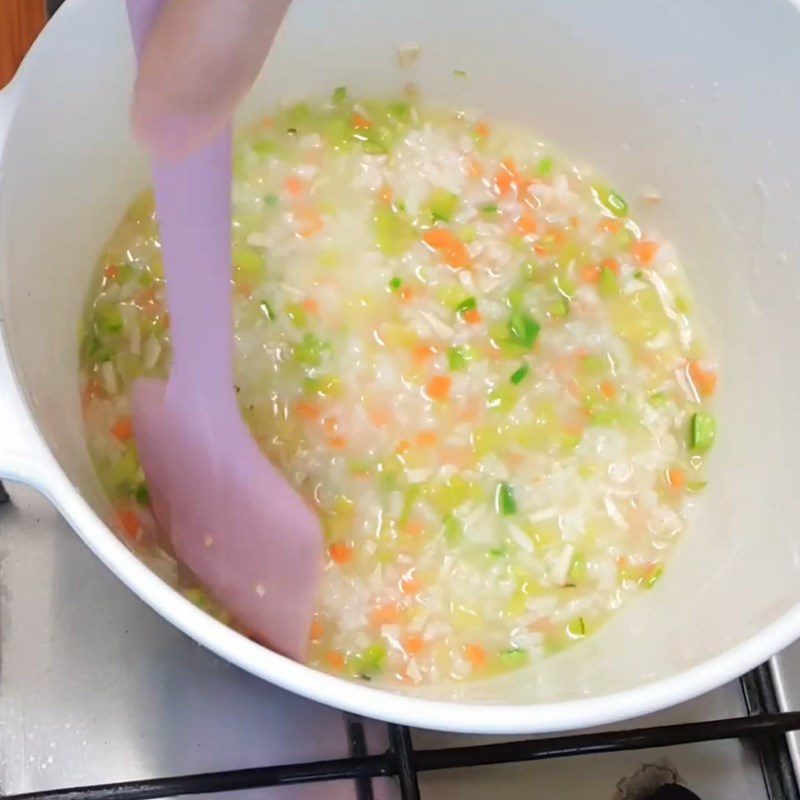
[262,193,279,207]
[510,364,530,385]
[580,354,606,374]
[649,391,669,406]
[568,555,587,583]
[94,304,124,335]
[536,156,554,177]
[233,247,265,285]
[252,139,276,157]
[495,482,517,516]
[594,186,628,217]
[259,299,276,321]
[331,86,347,104]
[521,261,537,281]
[354,644,386,676]
[294,333,330,367]
[135,484,151,506]
[388,101,411,121]
[358,125,394,155]
[374,205,415,256]
[453,69,468,78]
[598,266,619,298]
[508,311,541,349]
[500,648,528,668]
[566,617,587,638]
[547,297,569,318]
[690,411,716,453]
[459,224,478,243]
[389,276,403,292]
[447,346,471,372]
[429,189,460,222]
[443,514,463,545]
[481,204,499,216]
[455,296,477,314]
[645,567,664,588]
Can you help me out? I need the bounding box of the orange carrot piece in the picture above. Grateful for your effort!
[294,401,320,421]
[599,380,617,400]
[329,435,348,450]
[666,468,685,491]
[111,417,134,444]
[324,650,346,671]
[371,604,403,626]
[600,257,620,275]
[404,521,425,537]
[104,264,118,281]
[379,185,393,204]
[580,264,601,284]
[310,620,324,642]
[426,375,452,401]
[351,113,373,130]
[414,430,437,447]
[599,218,623,234]
[284,175,306,196]
[404,635,425,656]
[516,210,538,236]
[329,542,353,564]
[467,156,483,178]
[464,643,487,669]
[413,344,436,364]
[302,297,319,314]
[688,361,717,398]
[369,408,393,428]
[569,215,580,229]
[462,308,482,325]
[117,508,141,541]
[401,576,423,596]
[396,439,411,455]
[474,121,490,138]
[423,228,460,250]
[633,240,660,266]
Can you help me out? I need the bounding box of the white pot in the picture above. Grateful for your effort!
[3,0,800,734]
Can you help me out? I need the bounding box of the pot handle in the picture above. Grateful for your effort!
[0,81,53,489]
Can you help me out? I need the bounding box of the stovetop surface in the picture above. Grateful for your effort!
[0,481,796,800]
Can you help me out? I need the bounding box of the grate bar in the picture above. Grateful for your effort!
[7,712,800,800]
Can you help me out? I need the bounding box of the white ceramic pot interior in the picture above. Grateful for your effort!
[3,0,800,720]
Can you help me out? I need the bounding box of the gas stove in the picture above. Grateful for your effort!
[1,481,799,800]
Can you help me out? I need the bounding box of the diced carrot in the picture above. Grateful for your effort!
[284,175,306,196]
[294,401,320,421]
[379,185,393,204]
[329,541,353,564]
[426,375,452,401]
[633,240,660,266]
[549,227,568,247]
[599,380,617,400]
[516,210,538,236]
[423,228,459,250]
[462,308,482,325]
[474,121,490,138]
[369,408,393,428]
[401,575,423,595]
[570,215,580,229]
[600,257,620,275]
[413,344,436,364]
[495,169,515,197]
[351,113,373,130]
[580,264,601,284]
[302,297,319,314]
[687,360,717,398]
[404,521,425,537]
[310,620,324,642]
[298,211,324,238]
[329,435,348,450]
[534,242,549,257]
[414,430,437,447]
[404,635,425,656]
[666,468,685,491]
[399,286,414,303]
[598,218,623,234]
[443,241,471,269]
[117,508,141,541]
[467,156,483,178]
[324,650,346,671]
[104,264,118,281]
[322,417,338,434]
[396,439,411,455]
[110,417,134,444]
[371,604,403,626]
[464,643,487,669]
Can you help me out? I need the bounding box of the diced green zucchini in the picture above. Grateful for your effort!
[690,411,716,452]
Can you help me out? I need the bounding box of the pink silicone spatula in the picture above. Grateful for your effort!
[126,0,322,661]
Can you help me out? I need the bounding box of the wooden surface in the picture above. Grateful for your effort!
[0,0,47,88]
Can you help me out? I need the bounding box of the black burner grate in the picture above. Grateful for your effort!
[0,657,797,800]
